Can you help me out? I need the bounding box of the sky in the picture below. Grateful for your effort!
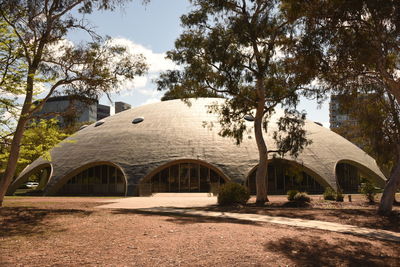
[67,0,330,126]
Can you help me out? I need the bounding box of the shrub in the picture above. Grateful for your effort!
[217,183,250,206]
[293,192,311,203]
[287,190,300,201]
[335,190,344,202]
[323,187,336,201]
[360,180,378,203]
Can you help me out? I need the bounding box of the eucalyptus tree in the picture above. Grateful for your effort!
[332,91,399,180]
[157,0,314,205]
[283,0,400,214]
[0,118,70,178]
[0,0,148,206]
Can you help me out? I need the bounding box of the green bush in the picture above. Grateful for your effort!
[335,190,344,202]
[293,192,311,203]
[217,183,250,206]
[360,180,378,203]
[287,190,300,201]
[323,187,336,201]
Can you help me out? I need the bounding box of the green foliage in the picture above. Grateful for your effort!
[0,18,25,130]
[359,180,378,203]
[283,0,400,212]
[332,93,397,176]
[287,190,299,201]
[323,187,344,202]
[0,0,148,203]
[217,183,250,206]
[293,192,311,203]
[157,0,316,204]
[287,190,310,203]
[156,0,314,152]
[335,190,344,202]
[0,119,69,176]
[323,187,336,201]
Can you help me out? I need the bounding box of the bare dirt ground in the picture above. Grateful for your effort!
[1,196,399,267]
[196,194,400,233]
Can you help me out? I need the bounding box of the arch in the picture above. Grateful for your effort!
[334,159,386,193]
[246,159,329,195]
[7,163,53,195]
[46,161,128,196]
[138,159,231,196]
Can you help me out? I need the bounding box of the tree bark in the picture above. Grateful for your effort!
[378,155,400,215]
[0,116,29,207]
[0,69,35,207]
[254,81,269,205]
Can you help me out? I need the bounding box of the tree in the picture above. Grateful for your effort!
[157,0,314,205]
[332,92,398,178]
[0,118,70,178]
[0,0,148,207]
[284,0,400,214]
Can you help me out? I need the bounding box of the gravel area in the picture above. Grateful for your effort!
[1,196,399,266]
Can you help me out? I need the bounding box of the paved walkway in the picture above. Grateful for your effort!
[97,196,400,243]
[98,193,218,209]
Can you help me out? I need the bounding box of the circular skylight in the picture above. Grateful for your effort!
[95,120,105,127]
[132,117,144,124]
[244,114,255,122]
[79,125,88,130]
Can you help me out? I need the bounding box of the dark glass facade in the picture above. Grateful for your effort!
[336,163,360,193]
[58,165,125,196]
[246,161,324,195]
[140,162,226,195]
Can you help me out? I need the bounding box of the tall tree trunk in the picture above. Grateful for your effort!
[378,155,400,215]
[0,116,29,207]
[254,82,269,205]
[0,70,35,207]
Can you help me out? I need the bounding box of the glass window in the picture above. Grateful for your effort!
[210,169,219,184]
[140,162,227,194]
[101,166,108,184]
[190,163,199,192]
[160,168,169,192]
[116,169,124,184]
[248,161,324,194]
[109,167,116,184]
[169,165,179,192]
[94,166,101,184]
[58,164,125,196]
[180,163,190,192]
[199,165,209,192]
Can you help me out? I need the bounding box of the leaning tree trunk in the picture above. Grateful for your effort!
[378,156,400,215]
[254,93,269,205]
[0,70,35,207]
[0,116,29,207]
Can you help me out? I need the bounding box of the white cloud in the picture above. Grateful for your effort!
[107,38,177,74]
[138,87,160,97]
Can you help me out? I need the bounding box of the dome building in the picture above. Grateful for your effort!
[8,98,386,196]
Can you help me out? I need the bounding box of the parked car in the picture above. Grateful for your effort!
[26,182,39,188]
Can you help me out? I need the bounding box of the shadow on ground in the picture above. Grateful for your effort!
[111,208,264,226]
[264,236,399,266]
[0,207,92,238]
[191,206,400,232]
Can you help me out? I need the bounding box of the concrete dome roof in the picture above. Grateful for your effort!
[10,97,386,195]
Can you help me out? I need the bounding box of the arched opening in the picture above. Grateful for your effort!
[7,163,52,196]
[246,159,325,195]
[336,163,360,193]
[139,160,229,196]
[335,160,385,193]
[56,164,126,196]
